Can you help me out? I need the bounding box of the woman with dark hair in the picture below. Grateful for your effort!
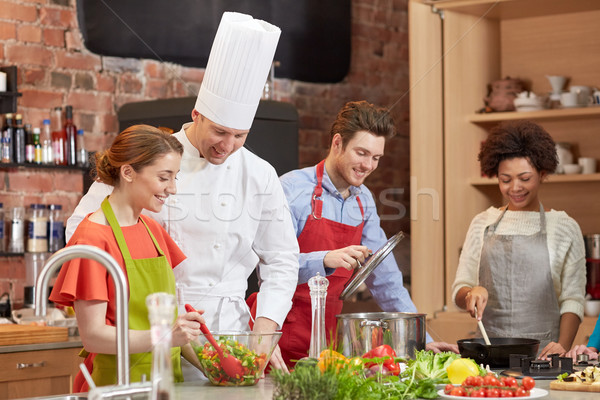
[452,120,586,359]
[50,125,204,391]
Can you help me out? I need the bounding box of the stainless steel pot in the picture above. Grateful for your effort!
[584,234,600,259]
[335,312,426,359]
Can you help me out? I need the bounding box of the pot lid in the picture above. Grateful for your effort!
[339,231,405,300]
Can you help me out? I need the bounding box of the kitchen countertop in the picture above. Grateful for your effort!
[172,377,597,400]
[0,336,82,354]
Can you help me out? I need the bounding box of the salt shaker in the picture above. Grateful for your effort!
[146,292,176,400]
[308,272,329,359]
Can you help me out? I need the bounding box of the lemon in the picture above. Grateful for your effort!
[446,358,480,385]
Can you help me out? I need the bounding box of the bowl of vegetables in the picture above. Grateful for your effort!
[191,331,282,386]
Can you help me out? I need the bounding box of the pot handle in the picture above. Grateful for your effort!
[360,320,389,329]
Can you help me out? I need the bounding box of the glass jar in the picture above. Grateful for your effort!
[7,206,25,253]
[146,293,176,400]
[47,204,65,252]
[27,204,48,253]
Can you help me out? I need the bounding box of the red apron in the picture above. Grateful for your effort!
[248,160,364,368]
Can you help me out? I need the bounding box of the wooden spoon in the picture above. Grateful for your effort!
[474,306,491,346]
[185,304,244,378]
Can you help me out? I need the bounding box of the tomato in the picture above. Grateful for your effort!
[450,387,467,397]
[500,389,515,397]
[483,374,500,387]
[514,387,529,397]
[503,377,518,388]
[463,375,476,386]
[486,388,501,397]
[470,388,486,397]
[472,375,484,387]
[521,376,535,391]
[444,384,455,395]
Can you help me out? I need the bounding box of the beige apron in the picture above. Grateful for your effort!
[479,203,560,350]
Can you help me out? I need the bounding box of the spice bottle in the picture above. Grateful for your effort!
[25,123,34,163]
[76,129,87,167]
[41,119,53,164]
[7,206,25,253]
[146,293,176,400]
[47,204,65,252]
[2,113,13,163]
[26,204,48,253]
[13,114,25,164]
[33,128,42,165]
[64,105,77,166]
[50,107,66,165]
[0,203,5,253]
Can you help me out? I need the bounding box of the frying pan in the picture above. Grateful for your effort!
[457,337,540,368]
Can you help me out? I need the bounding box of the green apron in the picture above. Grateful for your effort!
[90,198,183,386]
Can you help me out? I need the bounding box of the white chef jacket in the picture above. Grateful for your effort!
[66,124,299,331]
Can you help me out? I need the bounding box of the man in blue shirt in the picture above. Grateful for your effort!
[277,100,458,367]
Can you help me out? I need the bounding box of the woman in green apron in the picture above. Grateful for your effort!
[50,125,205,391]
[451,121,586,359]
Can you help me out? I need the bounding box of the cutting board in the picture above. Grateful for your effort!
[550,380,600,392]
[0,324,68,346]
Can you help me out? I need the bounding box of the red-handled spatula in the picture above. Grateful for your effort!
[185,304,244,378]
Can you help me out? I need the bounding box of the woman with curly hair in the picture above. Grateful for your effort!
[451,120,586,359]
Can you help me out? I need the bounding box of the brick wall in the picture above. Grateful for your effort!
[0,0,411,291]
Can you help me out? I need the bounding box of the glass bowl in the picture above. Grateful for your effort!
[190,330,282,386]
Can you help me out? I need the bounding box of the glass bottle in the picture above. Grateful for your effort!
[76,129,87,167]
[41,119,53,164]
[64,105,77,166]
[25,123,34,163]
[50,107,66,165]
[33,128,42,165]
[13,114,25,164]
[26,203,48,253]
[146,292,175,400]
[2,113,14,163]
[47,204,64,252]
[308,273,329,358]
[7,206,25,253]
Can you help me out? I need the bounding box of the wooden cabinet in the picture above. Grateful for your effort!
[409,0,600,321]
[0,347,82,399]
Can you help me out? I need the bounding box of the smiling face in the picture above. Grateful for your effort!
[128,151,181,214]
[188,110,249,164]
[497,157,546,211]
[325,131,385,196]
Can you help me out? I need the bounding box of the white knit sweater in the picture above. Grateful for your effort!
[451,207,586,320]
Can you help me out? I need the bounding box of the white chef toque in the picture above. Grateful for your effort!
[194,12,281,131]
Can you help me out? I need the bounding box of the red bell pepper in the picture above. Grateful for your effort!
[362,344,401,376]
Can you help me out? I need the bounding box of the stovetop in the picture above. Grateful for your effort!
[499,354,573,380]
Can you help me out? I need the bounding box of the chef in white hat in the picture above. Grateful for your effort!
[66,12,299,376]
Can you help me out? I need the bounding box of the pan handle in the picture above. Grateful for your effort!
[472,341,490,362]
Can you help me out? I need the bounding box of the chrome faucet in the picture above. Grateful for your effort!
[34,245,130,386]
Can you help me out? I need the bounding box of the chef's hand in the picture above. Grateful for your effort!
[426,341,459,354]
[171,308,205,347]
[324,245,371,271]
[253,317,289,374]
[564,344,599,361]
[462,286,488,320]
[538,341,567,360]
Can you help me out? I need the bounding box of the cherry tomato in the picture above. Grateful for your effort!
[483,375,500,387]
[514,387,529,397]
[486,388,501,397]
[473,375,484,387]
[503,377,518,388]
[463,376,476,386]
[444,384,455,395]
[450,387,467,397]
[521,376,535,391]
[470,388,486,397]
[500,389,515,397]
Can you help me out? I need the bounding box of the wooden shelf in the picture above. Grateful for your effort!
[470,172,600,186]
[424,0,600,20]
[468,106,600,124]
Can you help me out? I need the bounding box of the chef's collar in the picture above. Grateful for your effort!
[320,166,362,199]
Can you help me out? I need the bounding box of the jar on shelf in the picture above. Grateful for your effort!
[0,203,5,253]
[7,206,25,253]
[27,203,48,253]
[47,204,65,252]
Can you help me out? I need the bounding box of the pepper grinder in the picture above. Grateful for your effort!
[146,292,176,400]
[308,272,329,358]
